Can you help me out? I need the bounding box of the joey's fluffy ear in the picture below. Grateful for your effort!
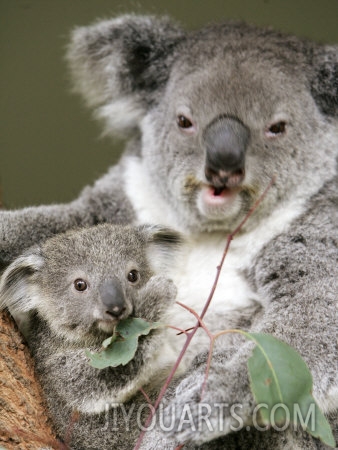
[0,248,44,314]
[309,45,338,116]
[141,225,184,273]
[66,15,185,133]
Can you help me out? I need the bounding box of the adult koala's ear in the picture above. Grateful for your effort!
[141,225,184,273]
[66,15,185,134]
[0,248,44,314]
[309,44,338,116]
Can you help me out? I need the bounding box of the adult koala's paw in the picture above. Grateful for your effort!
[140,426,178,450]
[150,351,255,447]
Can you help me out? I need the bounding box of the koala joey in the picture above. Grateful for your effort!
[0,223,184,449]
[0,14,337,449]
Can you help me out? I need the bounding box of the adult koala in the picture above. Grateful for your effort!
[0,15,337,449]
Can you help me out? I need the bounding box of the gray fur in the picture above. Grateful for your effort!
[0,14,337,449]
[0,223,183,449]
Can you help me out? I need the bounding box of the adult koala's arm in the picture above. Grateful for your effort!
[0,152,135,269]
[143,177,338,448]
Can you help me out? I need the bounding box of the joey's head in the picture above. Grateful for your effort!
[68,16,338,233]
[0,224,182,345]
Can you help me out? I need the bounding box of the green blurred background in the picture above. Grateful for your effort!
[1,0,338,208]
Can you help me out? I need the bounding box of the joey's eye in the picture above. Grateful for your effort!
[177,115,193,129]
[267,121,287,136]
[127,270,140,283]
[74,279,88,292]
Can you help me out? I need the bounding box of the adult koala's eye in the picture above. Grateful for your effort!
[74,279,88,291]
[267,121,287,136]
[127,270,140,283]
[177,115,193,129]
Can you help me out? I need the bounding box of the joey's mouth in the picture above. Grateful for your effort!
[97,310,135,332]
[96,315,119,333]
[97,318,118,333]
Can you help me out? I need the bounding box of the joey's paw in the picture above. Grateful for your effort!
[140,275,178,304]
[134,275,178,322]
[149,275,177,297]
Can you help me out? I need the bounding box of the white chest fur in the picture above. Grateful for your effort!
[150,232,263,376]
[124,155,306,369]
[123,155,308,320]
[167,234,258,328]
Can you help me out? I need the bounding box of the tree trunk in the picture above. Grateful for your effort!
[0,310,60,449]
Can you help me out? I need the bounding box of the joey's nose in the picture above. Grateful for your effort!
[99,278,126,318]
[204,116,250,187]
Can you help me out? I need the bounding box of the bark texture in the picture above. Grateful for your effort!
[0,310,60,450]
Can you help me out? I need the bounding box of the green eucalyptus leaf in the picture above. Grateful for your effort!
[244,332,335,448]
[102,334,117,349]
[86,318,162,369]
[116,317,162,339]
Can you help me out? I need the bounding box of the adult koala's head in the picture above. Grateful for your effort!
[67,15,338,233]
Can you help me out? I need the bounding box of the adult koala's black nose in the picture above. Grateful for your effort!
[204,116,250,188]
[99,278,126,318]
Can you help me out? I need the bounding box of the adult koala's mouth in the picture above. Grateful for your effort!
[207,168,246,197]
[184,172,258,218]
[184,171,244,199]
[201,183,241,208]
[206,167,246,190]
